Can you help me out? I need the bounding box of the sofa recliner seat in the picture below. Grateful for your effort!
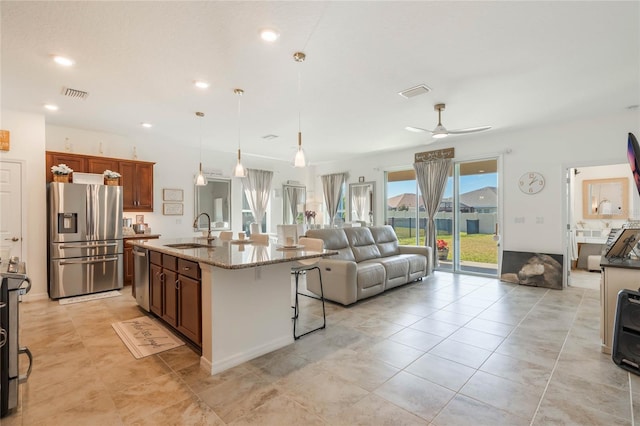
[305,225,432,305]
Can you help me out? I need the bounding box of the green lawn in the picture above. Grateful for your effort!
[394,227,498,263]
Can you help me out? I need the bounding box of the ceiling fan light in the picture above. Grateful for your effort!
[432,124,448,138]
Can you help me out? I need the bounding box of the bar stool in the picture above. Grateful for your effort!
[292,237,326,339]
[251,233,269,245]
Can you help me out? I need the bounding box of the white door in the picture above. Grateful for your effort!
[0,161,23,261]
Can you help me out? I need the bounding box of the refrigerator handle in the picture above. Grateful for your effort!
[59,256,120,265]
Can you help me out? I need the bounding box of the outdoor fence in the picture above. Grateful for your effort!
[386,210,497,236]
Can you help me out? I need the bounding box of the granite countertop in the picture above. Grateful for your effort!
[600,257,640,269]
[127,237,336,270]
[123,233,162,239]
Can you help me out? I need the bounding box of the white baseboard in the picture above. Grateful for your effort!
[204,335,293,375]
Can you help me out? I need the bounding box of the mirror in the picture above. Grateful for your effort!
[349,181,375,225]
[582,177,628,219]
[283,183,306,224]
[195,177,231,230]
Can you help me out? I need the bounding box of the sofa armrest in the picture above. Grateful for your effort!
[306,258,359,305]
[398,245,433,275]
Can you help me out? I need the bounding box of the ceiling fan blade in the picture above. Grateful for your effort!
[447,126,492,135]
[405,126,430,133]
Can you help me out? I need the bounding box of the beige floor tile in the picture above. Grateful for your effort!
[364,339,425,369]
[460,370,544,419]
[197,371,281,423]
[432,394,530,426]
[543,369,632,419]
[533,394,631,425]
[374,370,455,421]
[447,327,505,351]
[228,394,325,426]
[405,352,476,391]
[111,372,194,424]
[388,327,444,351]
[276,368,369,419]
[315,348,400,391]
[329,393,428,426]
[133,395,225,426]
[479,352,552,389]
[428,339,492,369]
[5,273,637,425]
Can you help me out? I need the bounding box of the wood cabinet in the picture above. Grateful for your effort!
[119,161,154,211]
[149,250,202,346]
[46,151,154,212]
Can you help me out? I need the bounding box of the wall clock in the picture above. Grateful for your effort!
[519,172,545,194]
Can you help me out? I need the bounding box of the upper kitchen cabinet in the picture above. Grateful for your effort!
[45,151,155,212]
[119,161,154,212]
[46,152,87,181]
[87,158,119,175]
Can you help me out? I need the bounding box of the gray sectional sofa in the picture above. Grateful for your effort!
[305,225,432,305]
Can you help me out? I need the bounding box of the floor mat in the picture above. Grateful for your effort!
[112,316,185,359]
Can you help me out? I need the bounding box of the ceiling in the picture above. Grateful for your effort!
[2,1,639,165]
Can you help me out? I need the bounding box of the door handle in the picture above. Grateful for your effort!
[4,237,19,242]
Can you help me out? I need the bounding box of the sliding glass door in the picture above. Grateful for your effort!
[385,157,499,276]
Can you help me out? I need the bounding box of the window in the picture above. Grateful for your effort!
[241,189,268,234]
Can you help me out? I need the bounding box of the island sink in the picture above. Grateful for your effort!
[164,243,212,249]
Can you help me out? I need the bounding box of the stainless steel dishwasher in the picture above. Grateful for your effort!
[132,246,149,311]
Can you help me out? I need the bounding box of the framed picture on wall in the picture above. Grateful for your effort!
[135,215,145,224]
[163,203,183,216]
[163,188,183,202]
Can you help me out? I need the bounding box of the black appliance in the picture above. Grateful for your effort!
[612,288,640,375]
[0,257,32,418]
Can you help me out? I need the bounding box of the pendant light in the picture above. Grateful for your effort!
[293,51,307,168]
[194,111,207,186]
[232,88,246,178]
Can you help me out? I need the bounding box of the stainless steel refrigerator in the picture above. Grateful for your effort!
[47,182,123,299]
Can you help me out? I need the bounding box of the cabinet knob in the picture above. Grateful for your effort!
[175,279,180,290]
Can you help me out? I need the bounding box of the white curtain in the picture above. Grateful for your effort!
[322,172,347,225]
[414,159,452,266]
[241,169,273,229]
[352,185,369,221]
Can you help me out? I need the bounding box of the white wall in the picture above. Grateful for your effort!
[0,110,47,299]
[3,106,639,299]
[313,109,640,256]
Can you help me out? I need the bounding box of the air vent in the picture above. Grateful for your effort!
[398,84,431,99]
[61,87,89,100]
[262,134,278,140]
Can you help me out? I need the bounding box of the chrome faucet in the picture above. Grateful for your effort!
[193,212,213,240]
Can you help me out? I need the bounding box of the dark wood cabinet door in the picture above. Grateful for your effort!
[88,158,119,176]
[162,269,178,327]
[177,275,202,344]
[119,161,137,210]
[120,161,154,212]
[150,263,163,316]
[135,163,154,211]
[46,153,87,182]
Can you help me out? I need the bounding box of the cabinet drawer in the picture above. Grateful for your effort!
[178,259,200,279]
[149,250,162,266]
[162,254,178,271]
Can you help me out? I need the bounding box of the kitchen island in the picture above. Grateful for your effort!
[127,237,334,374]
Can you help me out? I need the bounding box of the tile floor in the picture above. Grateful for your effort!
[4,270,638,425]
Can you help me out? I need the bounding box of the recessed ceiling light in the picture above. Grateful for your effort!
[194,80,210,89]
[259,28,280,42]
[53,55,74,67]
[141,122,152,128]
[44,104,59,111]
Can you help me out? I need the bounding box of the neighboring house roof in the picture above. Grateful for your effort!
[387,193,424,209]
[389,187,497,210]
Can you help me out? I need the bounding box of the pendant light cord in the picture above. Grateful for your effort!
[298,65,302,133]
[237,92,241,151]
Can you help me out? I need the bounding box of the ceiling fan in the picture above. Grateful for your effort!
[406,103,492,139]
